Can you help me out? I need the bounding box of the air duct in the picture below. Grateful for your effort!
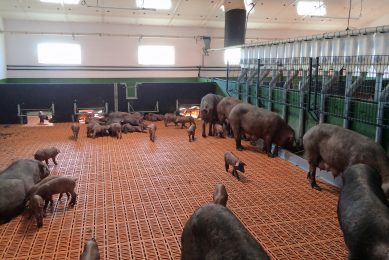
[224,0,246,47]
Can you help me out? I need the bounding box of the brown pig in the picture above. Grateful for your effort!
[33,176,77,210]
[213,123,225,138]
[213,184,228,206]
[164,113,178,127]
[148,124,156,142]
[216,96,242,137]
[27,175,70,202]
[303,123,389,195]
[109,123,122,139]
[224,151,246,181]
[228,103,295,157]
[91,124,110,139]
[28,194,45,228]
[34,147,60,165]
[187,124,196,142]
[80,238,100,260]
[71,123,80,140]
[176,116,195,129]
[200,93,224,137]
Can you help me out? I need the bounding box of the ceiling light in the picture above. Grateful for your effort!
[40,0,80,4]
[297,1,326,16]
[136,0,171,10]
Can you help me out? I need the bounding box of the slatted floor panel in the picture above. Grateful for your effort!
[0,121,347,259]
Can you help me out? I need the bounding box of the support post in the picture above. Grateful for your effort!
[375,84,389,144]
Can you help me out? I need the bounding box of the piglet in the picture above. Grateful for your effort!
[38,111,49,124]
[213,184,228,206]
[27,175,70,202]
[71,123,80,140]
[176,116,195,129]
[224,151,246,180]
[213,123,225,138]
[80,238,100,260]
[34,147,60,165]
[110,123,122,139]
[187,124,196,142]
[148,124,156,142]
[28,194,45,228]
[33,176,77,210]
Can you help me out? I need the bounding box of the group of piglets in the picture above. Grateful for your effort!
[181,184,270,259]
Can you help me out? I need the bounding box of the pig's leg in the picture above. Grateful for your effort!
[208,123,213,136]
[69,191,77,206]
[234,130,244,151]
[45,159,49,165]
[202,120,207,137]
[271,145,279,157]
[53,156,58,165]
[225,161,229,172]
[307,158,321,191]
[264,136,273,157]
[235,170,240,181]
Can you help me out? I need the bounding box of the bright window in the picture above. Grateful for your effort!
[297,1,326,16]
[38,43,81,64]
[224,48,241,65]
[136,0,171,10]
[138,45,175,65]
[40,0,80,4]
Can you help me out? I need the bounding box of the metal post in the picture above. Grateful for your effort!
[374,73,383,102]
[375,85,389,144]
[226,61,229,96]
[343,72,353,129]
[51,102,55,116]
[113,83,119,112]
[105,102,108,113]
[17,104,23,124]
[307,58,313,113]
[319,70,328,124]
[256,59,261,107]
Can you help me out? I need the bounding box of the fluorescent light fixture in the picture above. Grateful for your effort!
[38,43,81,64]
[297,1,326,16]
[224,48,241,65]
[136,0,171,10]
[138,45,175,65]
[40,0,80,4]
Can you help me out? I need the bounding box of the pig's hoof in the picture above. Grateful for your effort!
[236,146,244,151]
[311,183,322,191]
[202,134,206,138]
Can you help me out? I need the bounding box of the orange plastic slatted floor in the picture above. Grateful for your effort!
[0,121,347,259]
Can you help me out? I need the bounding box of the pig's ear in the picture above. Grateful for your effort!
[241,162,246,166]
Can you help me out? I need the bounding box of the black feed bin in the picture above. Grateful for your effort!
[224,0,246,47]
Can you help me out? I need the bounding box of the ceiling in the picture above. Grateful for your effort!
[0,0,388,32]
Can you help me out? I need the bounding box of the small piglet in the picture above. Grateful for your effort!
[33,176,77,210]
[187,124,196,142]
[148,124,156,142]
[213,184,228,206]
[80,238,100,260]
[71,123,80,140]
[213,123,225,138]
[28,194,45,228]
[176,116,195,129]
[110,123,122,139]
[34,147,60,165]
[224,151,246,180]
[27,175,70,202]
[38,111,49,124]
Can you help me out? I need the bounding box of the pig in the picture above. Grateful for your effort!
[216,96,242,137]
[27,175,70,202]
[28,194,45,228]
[164,113,178,127]
[229,103,295,157]
[148,124,156,142]
[155,114,165,121]
[303,123,389,194]
[34,147,60,165]
[200,93,224,137]
[337,164,389,260]
[80,238,100,260]
[109,123,122,139]
[212,184,228,206]
[224,151,246,181]
[38,111,49,124]
[91,124,110,139]
[145,113,160,122]
[187,124,196,142]
[106,112,143,126]
[122,124,144,133]
[71,123,80,140]
[33,176,77,210]
[181,203,270,260]
[0,159,49,223]
[176,116,195,129]
[213,123,225,138]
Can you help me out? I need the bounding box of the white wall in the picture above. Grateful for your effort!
[0,18,6,79]
[4,19,336,79]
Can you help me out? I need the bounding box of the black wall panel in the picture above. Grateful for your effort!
[0,82,216,124]
[129,83,216,114]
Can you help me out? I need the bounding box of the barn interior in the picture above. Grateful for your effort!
[0,0,388,259]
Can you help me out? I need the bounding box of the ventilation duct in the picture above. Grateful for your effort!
[224,0,246,47]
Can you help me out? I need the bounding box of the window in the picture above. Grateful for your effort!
[136,0,171,10]
[138,45,175,65]
[40,0,80,4]
[297,1,326,16]
[37,43,81,64]
[224,48,241,65]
